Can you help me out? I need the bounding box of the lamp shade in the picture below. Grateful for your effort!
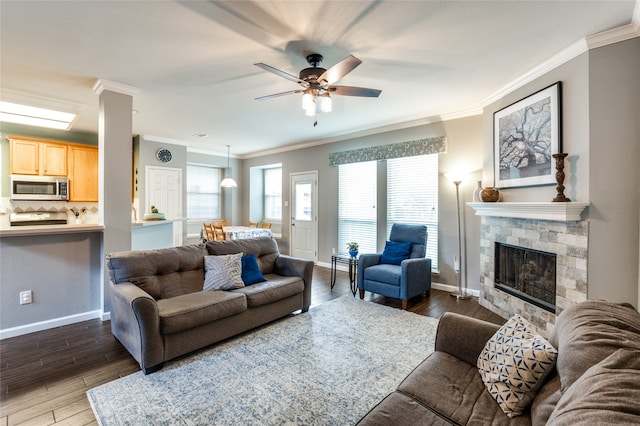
[220,177,237,188]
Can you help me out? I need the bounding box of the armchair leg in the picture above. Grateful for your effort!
[359,289,365,299]
[401,299,408,310]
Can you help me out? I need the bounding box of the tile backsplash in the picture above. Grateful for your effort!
[0,197,99,227]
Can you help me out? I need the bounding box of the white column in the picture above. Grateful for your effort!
[93,79,138,317]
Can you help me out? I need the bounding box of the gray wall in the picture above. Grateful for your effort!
[0,232,102,330]
[587,38,640,303]
[482,38,639,306]
[241,115,484,289]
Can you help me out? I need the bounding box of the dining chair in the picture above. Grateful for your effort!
[248,221,259,227]
[212,221,226,240]
[260,222,272,229]
[203,223,215,241]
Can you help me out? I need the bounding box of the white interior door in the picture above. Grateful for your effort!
[146,166,183,246]
[290,171,318,262]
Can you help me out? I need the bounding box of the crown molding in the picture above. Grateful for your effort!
[92,79,139,97]
[481,23,640,107]
[586,23,640,49]
[481,38,588,107]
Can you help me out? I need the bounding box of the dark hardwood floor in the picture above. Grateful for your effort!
[0,266,504,425]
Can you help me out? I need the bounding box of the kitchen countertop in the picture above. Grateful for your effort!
[1,218,185,237]
[0,223,105,237]
[131,218,182,227]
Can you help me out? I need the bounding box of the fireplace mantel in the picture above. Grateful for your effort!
[467,202,590,222]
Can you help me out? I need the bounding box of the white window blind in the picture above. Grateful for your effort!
[338,161,377,255]
[187,164,221,219]
[264,167,282,220]
[387,155,439,271]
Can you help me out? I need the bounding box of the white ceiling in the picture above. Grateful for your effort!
[0,1,638,156]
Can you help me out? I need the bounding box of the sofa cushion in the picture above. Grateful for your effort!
[206,237,279,274]
[477,314,557,418]
[241,254,267,285]
[546,348,640,425]
[231,274,303,308]
[204,253,244,291]
[529,372,562,426]
[380,241,412,265]
[363,264,402,286]
[356,391,454,426]
[106,244,206,300]
[156,291,246,334]
[550,300,640,392]
[397,351,531,425]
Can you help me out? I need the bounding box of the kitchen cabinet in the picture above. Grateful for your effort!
[68,145,98,202]
[9,137,67,176]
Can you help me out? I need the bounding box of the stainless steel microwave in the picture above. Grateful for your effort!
[10,175,69,201]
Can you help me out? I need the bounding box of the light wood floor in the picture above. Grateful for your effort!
[0,266,504,425]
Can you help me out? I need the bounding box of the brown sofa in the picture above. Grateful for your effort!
[106,237,313,374]
[357,299,640,425]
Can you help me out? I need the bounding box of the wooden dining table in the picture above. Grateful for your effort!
[223,226,273,240]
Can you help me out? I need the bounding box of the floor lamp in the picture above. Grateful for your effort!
[450,178,472,299]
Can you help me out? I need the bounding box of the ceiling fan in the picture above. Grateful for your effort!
[254,53,381,124]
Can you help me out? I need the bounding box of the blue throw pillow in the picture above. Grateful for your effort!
[241,254,267,285]
[380,241,412,265]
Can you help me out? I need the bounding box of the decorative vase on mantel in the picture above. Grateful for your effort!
[480,187,500,202]
[472,181,483,202]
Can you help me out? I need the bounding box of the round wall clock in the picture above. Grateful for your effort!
[156,148,172,163]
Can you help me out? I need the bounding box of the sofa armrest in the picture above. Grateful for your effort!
[434,312,502,366]
[109,281,164,371]
[274,255,314,310]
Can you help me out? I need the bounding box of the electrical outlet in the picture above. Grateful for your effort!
[20,290,32,305]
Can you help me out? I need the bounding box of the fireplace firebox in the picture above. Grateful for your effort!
[494,242,556,313]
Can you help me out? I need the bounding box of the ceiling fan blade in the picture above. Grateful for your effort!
[254,63,307,86]
[318,55,362,85]
[328,85,382,97]
[255,89,303,100]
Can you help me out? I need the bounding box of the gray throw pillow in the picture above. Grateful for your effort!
[204,253,244,291]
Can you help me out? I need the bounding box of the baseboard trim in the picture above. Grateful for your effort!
[0,310,104,340]
[431,282,480,298]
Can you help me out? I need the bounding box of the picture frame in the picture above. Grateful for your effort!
[493,81,562,189]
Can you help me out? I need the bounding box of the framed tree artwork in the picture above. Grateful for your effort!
[494,82,562,189]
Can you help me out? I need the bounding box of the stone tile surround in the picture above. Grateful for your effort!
[479,216,588,337]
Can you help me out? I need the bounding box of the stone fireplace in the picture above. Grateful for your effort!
[469,202,589,336]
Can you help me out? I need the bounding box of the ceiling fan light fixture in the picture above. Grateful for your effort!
[302,89,316,115]
[319,92,332,113]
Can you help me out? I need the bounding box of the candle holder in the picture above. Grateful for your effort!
[552,153,570,202]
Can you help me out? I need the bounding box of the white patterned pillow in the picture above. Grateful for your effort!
[203,253,244,291]
[477,314,558,418]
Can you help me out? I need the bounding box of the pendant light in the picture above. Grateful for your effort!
[220,145,237,188]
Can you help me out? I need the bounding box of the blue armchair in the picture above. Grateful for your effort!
[358,223,432,309]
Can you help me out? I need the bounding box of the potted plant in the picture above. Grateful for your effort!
[346,242,359,257]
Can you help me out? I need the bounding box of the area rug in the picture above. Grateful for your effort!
[87,296,439,425]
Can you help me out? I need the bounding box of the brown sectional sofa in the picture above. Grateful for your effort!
[357,299,640,425]
[106,237,313,374]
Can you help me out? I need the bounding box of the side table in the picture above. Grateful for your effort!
[331,254,359,296]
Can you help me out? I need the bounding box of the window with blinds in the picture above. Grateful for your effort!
[338,161,377,255]
[387,154,439,271]
[186,164,222,219]
[264,167,282,220]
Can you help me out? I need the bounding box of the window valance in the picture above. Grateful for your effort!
[328,136,447,166]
